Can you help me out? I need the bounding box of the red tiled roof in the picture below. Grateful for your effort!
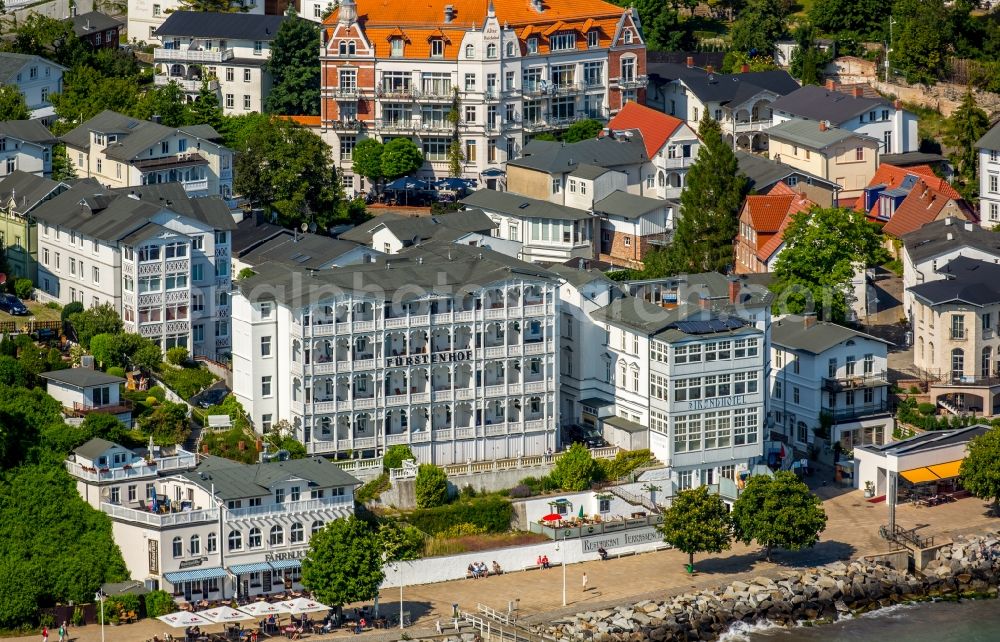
[882,178,972,238]
[853,163,958,215]
[606,102,685,160]
[744,194,795,233]
[754,183,816,262]
[276,115,321,127]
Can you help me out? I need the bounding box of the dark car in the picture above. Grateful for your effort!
[0,294,29,315]
[196,387,230,408]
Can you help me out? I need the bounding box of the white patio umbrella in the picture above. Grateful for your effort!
[201,606,255,624]
[157,612,214,628]
[237,602,292,617]
[279,597,331,615]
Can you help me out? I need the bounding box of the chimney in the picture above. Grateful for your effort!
[151,114,162,124]
[852,86,863,98]
[444,4,455,22]
[727,277,740,304]
[686,56,694,68]
[85,18,91,30]
[81,355,96,369]
[947,232,954,241]
[698,295,710,309]
[965,221,974,232]
[705,65,714,74]
[826,79,836,91]
[819,121,828,132]
[803,312,817,329]
[894,99,902,110]
[944,217,953,226]
[740,63,750,74]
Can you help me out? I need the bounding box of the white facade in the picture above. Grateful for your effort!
[128,0,265,46]
[772,101,918,155]
[231,246,561,465]
[0,127,54,177]
[979,144,1000,226]
[0,54,65,124]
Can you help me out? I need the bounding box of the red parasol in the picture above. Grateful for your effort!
[542,513,562,521]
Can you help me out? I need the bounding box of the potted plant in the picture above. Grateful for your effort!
[864,481,876,498]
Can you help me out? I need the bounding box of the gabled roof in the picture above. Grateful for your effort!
[570,164,611,180]
[69,11,124,38]
[770,84,889,124]
[751,183,815,263]
[0,170,64,213]
[975,120,1000,151]
[908,256,1000,307]
[509,136,648,174]
[592,190,669,220]
[766,120,876,149]
[338,212,408,245]
[736,151,840,192]
[902,217,1000,265]
[771,315,889,354]
[744,192,795,233]
[0,120,57,145]
[861,424,991,456]
[61,110,228,159]
[548,264,615,289]
[0,52,66,83]
[678,70,799,106]
[461,188,592,221]
[854,164,959,215]
[183,455,360,501]
[606,102,685,158]
[881,177,973,239]
[155,11,290,40]
[73,437,118,460]
[42,367,125,389]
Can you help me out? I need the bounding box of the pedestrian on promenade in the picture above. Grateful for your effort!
[58,622,67,642]
[582,572,589,592]
[42,626,48,642]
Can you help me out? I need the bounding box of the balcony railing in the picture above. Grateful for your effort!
[182,178,209,193]
[822,371,889,392]
[101,502,219,526]
[328,119,362,133]
[227,495,352,519]
[330,87,360,99]
[616,75,648,90]
[154,75,220,92]
[376,86,415,99]
[728,118,773,134]
[155,48,234,63]
[821,402,891,422]
[66,451,197,481]
[69,399,133,417]
[662,156,695,169]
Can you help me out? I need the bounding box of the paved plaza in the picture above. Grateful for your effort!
[17,489,997,642]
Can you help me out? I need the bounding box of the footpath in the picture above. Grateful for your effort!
[9,489,997,642]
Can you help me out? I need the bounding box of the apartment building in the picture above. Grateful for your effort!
[128,0,267,45]
[0,171,68,281]
[771,82,918,154]
[65,437,357,599]
[0,53,65,125]
[231,242,560,465]
[975,121,1000,225]
[320,0,648,194]
[734,182,815,274]
[32,182,236,358]
[61,111,235,201]
[0,120,58,178]
[770,314,892,453]
[153,12,292,116]
[766,120,880,201]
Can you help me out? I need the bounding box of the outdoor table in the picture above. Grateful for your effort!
[283,626,297,639]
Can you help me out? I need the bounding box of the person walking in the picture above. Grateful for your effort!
[582,572,589,592]
[58,622,67,642]
[42,626,49,642]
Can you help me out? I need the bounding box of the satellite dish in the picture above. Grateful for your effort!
[300,222,308,232]
[100,487,111,500]
[308,221,317,233]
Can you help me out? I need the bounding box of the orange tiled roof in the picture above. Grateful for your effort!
[744,194,795,233]
[853,163,958,215]
[753,183,816,262]
[606,102,685,159]
[882,178,972,238]
[276,115,321,127]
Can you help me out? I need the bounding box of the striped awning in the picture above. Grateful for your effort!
[229,562,273,575]
[900,459,963,484]
[164,567,228,583]
[269,559,303,570]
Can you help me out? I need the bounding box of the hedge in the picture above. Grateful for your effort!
[407,495,513,535]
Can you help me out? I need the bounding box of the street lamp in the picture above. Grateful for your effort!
[399,561,405,630]
[94,591,106,642]
[555,529,567,606]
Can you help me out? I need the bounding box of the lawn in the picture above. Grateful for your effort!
[0,300,62,324]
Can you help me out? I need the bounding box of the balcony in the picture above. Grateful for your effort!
[156,47,234,63]
[330,87,360,100]
[102,502,219,527]
[328,119,362,133]
[412,87,454,101]
[662,156,695,169]
[375,86,416,99]
[821,402,891,423]
[182,177,209,193]
[65,450,197,481]
[373,119,451,134]
[227,495,352,519]
[154,75,220,93]
[616,75,649,90]
[550,82,585,96]
[133,152,209,172]
[822,371,889,392]
[728,118,773,135]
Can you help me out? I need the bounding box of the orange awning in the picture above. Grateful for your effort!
[928,460,963,480]
[900,467,939,484]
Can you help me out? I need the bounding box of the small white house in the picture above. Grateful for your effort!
[0,53,66,125]
[41,367,131,423]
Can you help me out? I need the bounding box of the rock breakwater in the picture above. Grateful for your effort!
[539,533,1000,641]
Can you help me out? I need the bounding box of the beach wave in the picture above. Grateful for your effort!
[717,619,786,641]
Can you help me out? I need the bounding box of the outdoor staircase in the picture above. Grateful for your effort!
[184,417,203,454]
[606,485,661,514]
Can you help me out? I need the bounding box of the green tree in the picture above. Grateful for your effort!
[50,144,77,181]
[770,206,889,322]
[721,51,780,74]
[562,118,604,143]
[415,463,449,508]
[234,117,344,229]
[219,112,271,150]
[176,0,250,10]
[265,11,320,115]
[960,427,1000,513]
[789,23,833,86]
[377,521,423,562]
[627,0,696,52]
[51,65,140,127]
[352,139,385,192]
[946,90,989,184]
[302,516,385,607]
[381,137,424,180]
[383,444,415,471]
[447,90,465,178]
[68,304,123,348]
[658,486,732,570]
[2,14,88,67]
[0,86,31,121]
[809,0,884,39]
[188,80,225,130]
[666,113,749,273]
[134,82,192,127]
[139,401,191,446]
[80,413,129,445]
[0,356,30,388]
[551,442,597,491]
[730,471,828,561]
[892,0,951,85]
[730,0,787,54]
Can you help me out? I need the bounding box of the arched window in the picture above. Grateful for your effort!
[465,44,475,59]
[487,43,497,58]
[348,41,356,55]
[658,171,665,187]
[929,342,935,365]
[339,41,347,54]
[506,41,515,57]
[248,527,262,549]
[190,534,200,555]
[269,525,284,546]
[228,530,242,551]
[172,536,182,557]
[207,532,217,553]
[311,520,325,535]
[290,522,304,543]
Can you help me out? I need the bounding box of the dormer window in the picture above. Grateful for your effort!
[550,33,575,52]
[527,37,538,54]
[623,29,633,44]
[587,30,598,48]
[390,37,404,57]
[431,39,444,57]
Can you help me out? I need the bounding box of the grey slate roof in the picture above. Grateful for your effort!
[61,110,227,159]
[570,164,611,180]
[338,212,407,245]
[735,151,840,191]
[880,151,947,167]
[338,210,495,249]
[770,84,889,124]
[0,120,57,145]
[238,241,556,308]
[592,295,761,341]
[461,189,592,221]
[73,437,118,460]
[861,424,990,456]
[0,170,64,212]
[510,137,648,174]
[182,455,360,501]
[239,231,365,270]
[679,70,800,105]
[975,121,1000,151]
[771,315,889,354]
[69,11,124,38]
[232,217,285,256]
[766,120,876,149]
[901,218,1000,265]
[0,52,66,83]
[154,11,289,40]
[548,264,615,289]
[593,191,669,220]
[120,221,178,246]
[625,271,774,310]
[42,367,125,388]
[603,415,647,433]
[908,256,1000,307]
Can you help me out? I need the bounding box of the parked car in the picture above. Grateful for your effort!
[196,387,230,408]
[0,294,29,315]
[30,327,58,342]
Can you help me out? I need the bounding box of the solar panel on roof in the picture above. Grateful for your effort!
[674,318,746,334]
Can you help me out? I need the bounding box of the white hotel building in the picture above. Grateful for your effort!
[231,242,560,464]
[66,437,358,601]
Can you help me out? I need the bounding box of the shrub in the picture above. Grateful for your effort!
[551,443,597,491]
[14,278,33,300]
[407,495,513,535]
[459,485,478,500]
[60,301,83,322]
[383,444,415,471]
[156,363,216,399]
[597,449,654,481]
[918,402,937,416]
[439,522,487,537]
[356,472,390,504]
[415,464,449,508]
[39,613,55,628]
[144,590,175,618]
[71,607,85,627]
[509,484,532,498]
[45,301,61,310]
[166,346,189,366]
[909,385,921,394]
[107,366,126,378]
